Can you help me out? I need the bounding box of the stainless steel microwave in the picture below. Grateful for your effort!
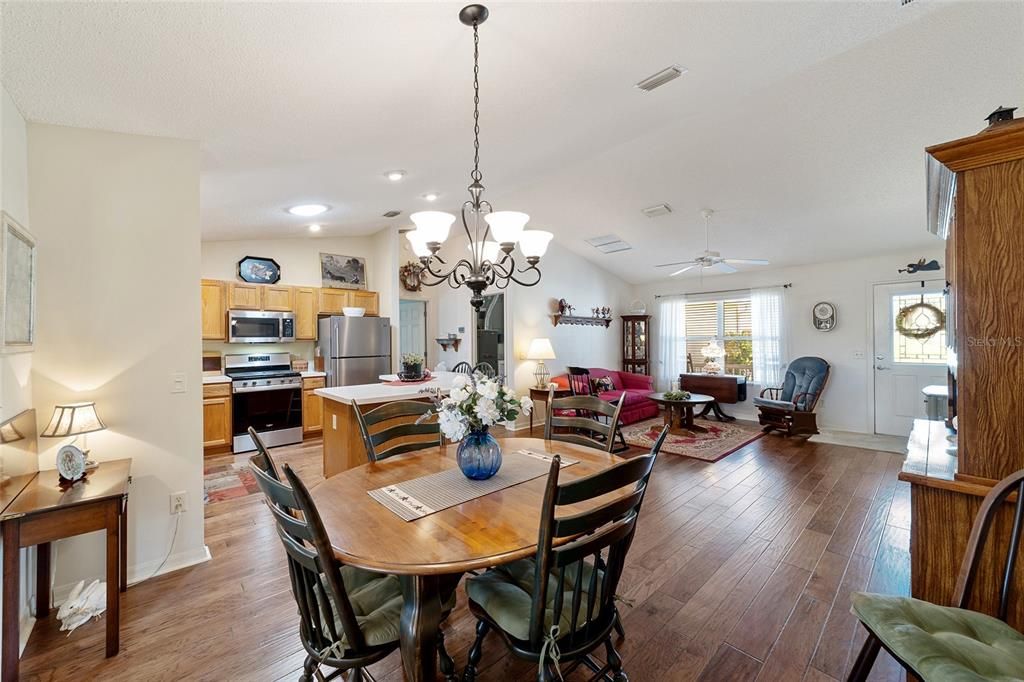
[228,310,296,344]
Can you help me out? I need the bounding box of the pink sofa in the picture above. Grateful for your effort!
[551,368,658,425]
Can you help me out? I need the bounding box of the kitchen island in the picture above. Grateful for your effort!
[315,372,457,477]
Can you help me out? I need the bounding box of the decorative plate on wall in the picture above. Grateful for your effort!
[812,301,837,331]
[237,256,281,284]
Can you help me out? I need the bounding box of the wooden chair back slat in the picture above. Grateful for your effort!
[953,468,1024,622]
[452,361,474,375]
[248,426,283,481]
[353,399,440,463]
[566,366,592,396]
[474,361,496,377]
[525,426,667,648]
[545,391,625,455]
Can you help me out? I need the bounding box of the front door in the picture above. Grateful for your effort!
[399,299,427,366]
[872,281,948,436]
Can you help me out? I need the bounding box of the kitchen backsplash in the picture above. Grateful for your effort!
[202,340,314,372]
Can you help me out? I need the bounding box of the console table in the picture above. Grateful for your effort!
[0,459,131,682]
[678,373,747,421]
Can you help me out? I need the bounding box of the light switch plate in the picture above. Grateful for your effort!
[170,372,187,393]
[853,351,865,359]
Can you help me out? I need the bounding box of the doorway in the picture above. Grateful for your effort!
[872,281,948,436]
[399,299,427,367]
[475,293,504,376]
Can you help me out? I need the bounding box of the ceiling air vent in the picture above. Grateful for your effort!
[635,65,687,92]
[585,234,632,254]
[382,210,402,218]
[641,203,673,218]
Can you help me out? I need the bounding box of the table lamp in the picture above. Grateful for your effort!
[700,339,726,375]
[526,338,556,388]
[41,401,106,482]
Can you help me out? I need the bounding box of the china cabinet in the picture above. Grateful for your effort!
[621,315,650,375]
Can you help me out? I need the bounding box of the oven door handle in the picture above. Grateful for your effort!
[233,384,301,395]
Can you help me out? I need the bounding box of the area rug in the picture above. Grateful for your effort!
[204,460,260,504]
[621,417,765,462]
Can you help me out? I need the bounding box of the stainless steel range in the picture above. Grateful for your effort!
[224,352,303,453]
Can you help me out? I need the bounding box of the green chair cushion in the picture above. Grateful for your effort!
[324,566,455,649]
[466,557,603,642]
[851,592,1024,682]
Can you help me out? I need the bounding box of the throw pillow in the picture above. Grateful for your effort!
[591,376,615,394]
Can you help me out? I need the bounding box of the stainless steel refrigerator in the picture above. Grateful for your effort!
[316,316,392,387]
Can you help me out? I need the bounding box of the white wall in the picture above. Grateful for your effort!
[633,245,945,434]
[28,123,207,595]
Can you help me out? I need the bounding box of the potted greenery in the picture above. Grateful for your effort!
[401,352,425,380]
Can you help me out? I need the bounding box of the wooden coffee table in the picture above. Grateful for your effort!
[650,392,715,434]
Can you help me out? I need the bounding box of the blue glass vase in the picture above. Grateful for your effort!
[457,429,502,480]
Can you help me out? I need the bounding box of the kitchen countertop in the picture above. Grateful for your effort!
[315,371,456,406]
[300,370,326,378]
[202,374,231,385]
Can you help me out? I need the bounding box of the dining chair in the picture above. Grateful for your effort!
[248,426,282,481]
[474,361,496,377]
[463,426,669,682]
[352,399,441,463]
[847,467,1024,682]
[250,458,458,682]
[545,389,626,455]
[452,361,474,375]
[565,366,593,397]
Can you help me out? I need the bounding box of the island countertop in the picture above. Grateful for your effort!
[315,371,457,406]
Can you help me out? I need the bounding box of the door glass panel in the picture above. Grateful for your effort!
[891,292,948,364]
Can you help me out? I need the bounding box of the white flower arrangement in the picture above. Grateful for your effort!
[432,372,532,442]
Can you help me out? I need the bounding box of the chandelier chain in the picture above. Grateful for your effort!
[471,22,482,184]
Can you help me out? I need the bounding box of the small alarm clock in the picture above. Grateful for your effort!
[56,444,87,483]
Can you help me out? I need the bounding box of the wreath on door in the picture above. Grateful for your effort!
[895,301,945,340]
[399,262,423,292]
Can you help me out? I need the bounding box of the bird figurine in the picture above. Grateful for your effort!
[899,258,941,274]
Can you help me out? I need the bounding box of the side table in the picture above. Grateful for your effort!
[528,386,572,434]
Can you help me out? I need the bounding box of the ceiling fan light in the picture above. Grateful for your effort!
[518,230,553,259]
[484,211,529,244]
[410,211,455,244]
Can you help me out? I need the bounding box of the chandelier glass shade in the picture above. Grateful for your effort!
[404,4,551,310]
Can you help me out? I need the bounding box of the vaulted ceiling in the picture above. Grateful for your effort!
[3,1,1021,283]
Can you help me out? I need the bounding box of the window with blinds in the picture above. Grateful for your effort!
[685,297,753,378]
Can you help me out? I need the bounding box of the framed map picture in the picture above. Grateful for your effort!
[320,253,367,290]
[1,213,36,351]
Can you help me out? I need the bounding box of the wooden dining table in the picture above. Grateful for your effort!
[309,436,628,682]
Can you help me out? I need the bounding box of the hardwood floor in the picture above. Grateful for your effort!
[18,430,910,681]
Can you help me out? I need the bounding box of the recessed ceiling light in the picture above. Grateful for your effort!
[308,224,322,233]
[422,192,440,202]
[287,204,330,217]
[386,170,406,182]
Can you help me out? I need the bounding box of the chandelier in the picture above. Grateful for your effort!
[405,4,552,310]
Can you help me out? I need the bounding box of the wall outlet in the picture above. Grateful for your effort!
[170,372,187,393]
[170,491,188,514]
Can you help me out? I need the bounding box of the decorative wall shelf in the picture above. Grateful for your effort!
[552,314,612,328]
[436,337,462,352]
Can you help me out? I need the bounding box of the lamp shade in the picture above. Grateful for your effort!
[409,211,455,244]
[40,402,106,438]
[526,338,556,360]
[405,230,432,258]
[467,240,501,264]
[484,211,529,244]
[518,230,553,259]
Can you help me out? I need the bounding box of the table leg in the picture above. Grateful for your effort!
[36,542,51,618]
[119,496,127,593]
[698,401,735,422]
[399,574,441,682]
[105,502,120,657]
[2,520,21,682]
[682,406,708,434]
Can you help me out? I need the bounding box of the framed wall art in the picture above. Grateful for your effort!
[320,253,367,290]
[1,212,37,351]
[237,255,281,284]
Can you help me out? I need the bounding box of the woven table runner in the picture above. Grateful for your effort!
[368,450,579,521]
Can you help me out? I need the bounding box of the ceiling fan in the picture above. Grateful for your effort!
[656,209,769,276]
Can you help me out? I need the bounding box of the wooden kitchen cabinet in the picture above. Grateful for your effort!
[319,288,348,315]
[294,287,318,340]
[262,285,294,311]
[302,376,325,435]
[226,282,262,310]
[349,290,379,316]
[200,279,227,340]
[202,383,233,452]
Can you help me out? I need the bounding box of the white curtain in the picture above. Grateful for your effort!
[656,296,687,391]
[751,286,788,387]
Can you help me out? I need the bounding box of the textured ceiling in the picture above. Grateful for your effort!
[2,1,1022,283]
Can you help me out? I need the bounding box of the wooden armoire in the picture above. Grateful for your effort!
[901,110,1024,628]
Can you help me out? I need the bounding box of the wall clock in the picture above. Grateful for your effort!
[812,301,837,331]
